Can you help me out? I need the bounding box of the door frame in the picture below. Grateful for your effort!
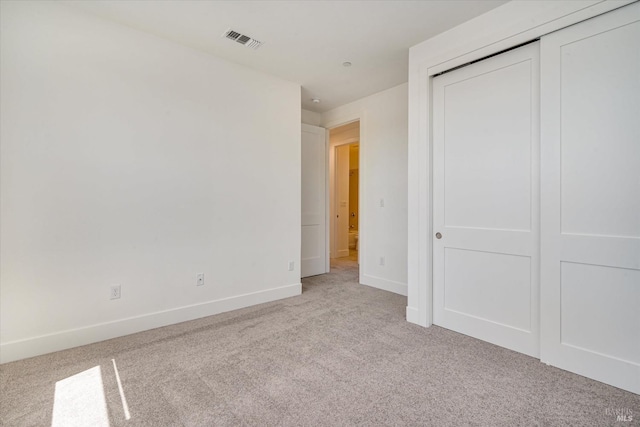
[325,113,365,281]
[406,0,634,328]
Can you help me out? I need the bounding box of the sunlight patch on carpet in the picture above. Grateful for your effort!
[51,366,109,427]
[112,359,131,420]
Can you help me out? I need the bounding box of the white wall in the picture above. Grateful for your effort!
[0,1,301,363]
[322,84,408,296]
[302,109,321,126]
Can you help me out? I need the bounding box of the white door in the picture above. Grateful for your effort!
[540,3,640,394]
[301,124,328,278]
[433,43,540,357]
[335,144,350,258]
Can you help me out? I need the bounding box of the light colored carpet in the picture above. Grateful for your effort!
[1,255,638,426]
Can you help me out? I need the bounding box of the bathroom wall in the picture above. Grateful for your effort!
[329,122,360,258]
[349,145,359,232]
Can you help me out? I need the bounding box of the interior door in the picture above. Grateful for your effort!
[335,144,350,258]
[301,124,328,277]
[540,3,640,394]
[433,42,540,357]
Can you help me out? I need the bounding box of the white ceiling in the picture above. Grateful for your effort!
[61,0,508,113]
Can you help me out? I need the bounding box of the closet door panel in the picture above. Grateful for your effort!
[540,2,640,394]
[433,42,540,358]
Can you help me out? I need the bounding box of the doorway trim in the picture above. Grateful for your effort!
[325,112,365,284]
[406,0,634,327]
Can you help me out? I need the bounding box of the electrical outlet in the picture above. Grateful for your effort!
[379,256,385,266]
[197,273,205,286]
[288,261,295,271]
[110,285,121,300]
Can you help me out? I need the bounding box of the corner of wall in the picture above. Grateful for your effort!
[302,109,322,126]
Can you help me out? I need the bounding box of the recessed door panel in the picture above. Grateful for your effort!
[559,21,640,239]
[443,60,532,232]
[560,262,640,364]
[444,248,531,332]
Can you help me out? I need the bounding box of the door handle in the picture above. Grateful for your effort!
[435,232,442,239]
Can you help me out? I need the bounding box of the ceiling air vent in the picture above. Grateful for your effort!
[223,29,263,50]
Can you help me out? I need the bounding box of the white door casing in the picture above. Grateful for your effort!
[301,124,328,278]
[540,3,640,394]
[433,42,540,357]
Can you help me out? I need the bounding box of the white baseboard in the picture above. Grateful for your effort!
[0,283,301,364]
[406,306,421,325]
[361,274,407,296]
[336,249,350,258]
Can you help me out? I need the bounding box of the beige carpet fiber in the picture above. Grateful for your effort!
[1,255,638,426]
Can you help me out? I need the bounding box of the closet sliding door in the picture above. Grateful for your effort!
[540,2,640,394]
[432,43,540,358]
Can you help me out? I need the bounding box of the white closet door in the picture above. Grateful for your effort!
[433,43,540,357]
[540,3,640,394]
[301,124,328,278]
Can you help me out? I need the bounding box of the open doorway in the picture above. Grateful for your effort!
[329,120,360,270]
